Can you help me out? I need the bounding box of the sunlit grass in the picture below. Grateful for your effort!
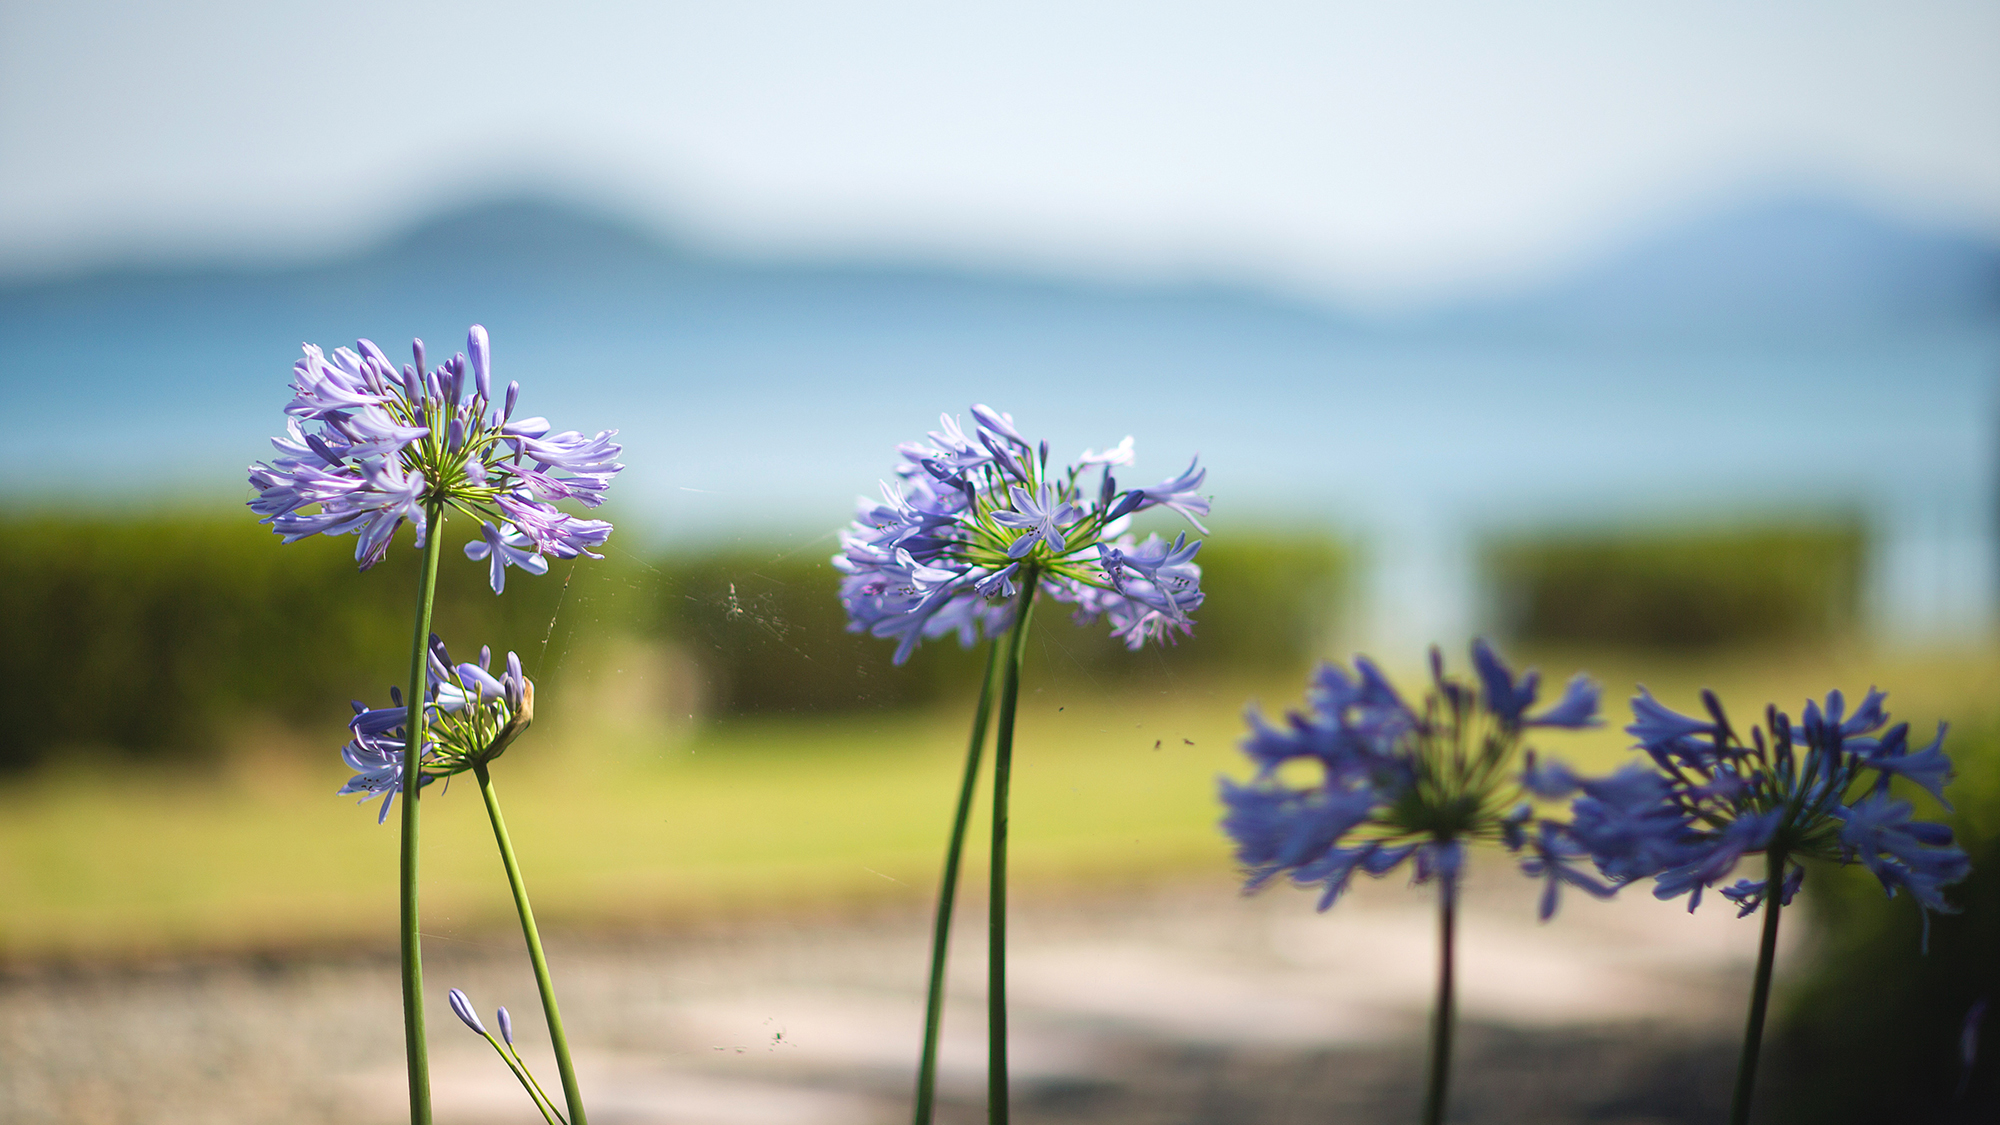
[1,643,1993,960]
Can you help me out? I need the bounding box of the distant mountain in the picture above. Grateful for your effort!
[2,190,1996,530]
[381,197,691,268]
[1435,197,2000,337]
[16,192,1996,344]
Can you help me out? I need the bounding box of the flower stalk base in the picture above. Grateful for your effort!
[1421,881,1457,1125]
[912,640,1002,1125]
[475,761,588,1125]
[400,501,444,1125]
[989,573,1040,1125]
[1728,849,1787,1125]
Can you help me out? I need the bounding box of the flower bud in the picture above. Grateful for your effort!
[447,988,486,1035]
[468,325,492,401]
[458,662,507,701]
[497,1005,514,1045]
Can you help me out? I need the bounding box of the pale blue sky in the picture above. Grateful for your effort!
[3,1,1997,303]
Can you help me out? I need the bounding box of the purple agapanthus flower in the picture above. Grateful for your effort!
[1553,686,1968,929]
[834,406,1210,663]
[1219,641,1613,920]
[337,686,434,824]
[250,325,621,591]
[338,636,536,819]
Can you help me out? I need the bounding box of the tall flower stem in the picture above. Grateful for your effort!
[989,571,1040,1125]
[1421,879,1457,1125]
[912,639,1003,1125]
[1729,849,1788,1125]
[400,501,445,1125]
[474,1027,566,1125]
[473,761,589,1125]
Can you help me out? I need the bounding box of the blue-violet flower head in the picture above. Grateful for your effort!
[337,637,535,819]
[835,406,1211,663]
[1571,685,1968,932]
[1220,641,1615,920]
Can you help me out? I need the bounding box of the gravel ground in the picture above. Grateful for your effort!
[0,869,1786,1124]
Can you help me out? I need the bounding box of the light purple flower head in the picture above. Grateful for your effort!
[834,406,1211,663]
[249,325,623,591]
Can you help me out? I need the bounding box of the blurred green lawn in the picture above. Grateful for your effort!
[2,645,1993,961]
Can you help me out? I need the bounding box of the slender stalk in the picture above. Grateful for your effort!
[474,762,590,1125]
[480,1031,567,1125]
[912,639,1003,1125]
[1729,850,1788,1125]
[989,572,1040,1125]
[400,501,445,1125]
[1420,877,1458,1125]
[506,1040,568,1125]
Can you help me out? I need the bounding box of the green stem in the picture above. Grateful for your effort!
[1729,850,1787,1125]
[1420,878,1457,1125]
[506,1040,568,1125]
[913,640,1003,1125]
[989,572,1040,1125]
[481,1032,566,1125]
[400,501,444,1125]
[474,762,590,1125]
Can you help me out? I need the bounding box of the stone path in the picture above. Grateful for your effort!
[0,868,1785,1124]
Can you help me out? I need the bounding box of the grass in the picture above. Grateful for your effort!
[2,642,1994,962]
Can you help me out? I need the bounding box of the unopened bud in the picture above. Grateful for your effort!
[447,988,486,1035]
[468,325,492,401]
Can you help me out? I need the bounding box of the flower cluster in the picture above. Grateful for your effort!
[1539,687,1968,922]
[835,406,1210,663]
[249,325,621,591]
[1220,642,1608,919]
[338,637,534,821]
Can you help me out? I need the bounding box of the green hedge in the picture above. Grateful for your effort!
[1484,520,1865,649]
[0,514,1345,769]
[0,512,611,772]
[653,529,1348,714]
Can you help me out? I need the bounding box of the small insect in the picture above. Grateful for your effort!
[723,583,744,621]
[1153,739,1162,750]
[1183,738,1195,746]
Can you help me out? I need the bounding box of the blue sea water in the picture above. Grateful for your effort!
[4,196,1996,643]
